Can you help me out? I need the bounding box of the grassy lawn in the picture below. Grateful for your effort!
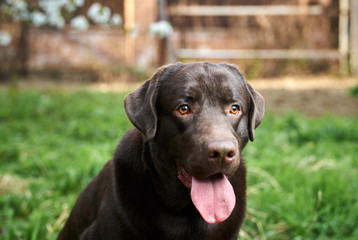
[0,87,357,239]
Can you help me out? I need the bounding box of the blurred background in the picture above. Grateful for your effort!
[0,0,358,79]
[0,0,358,239]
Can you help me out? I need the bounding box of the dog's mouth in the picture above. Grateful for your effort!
[176,162,236,224]
[177,163,193,188]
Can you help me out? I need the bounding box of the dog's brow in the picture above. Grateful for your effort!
[219,85,234,102]
[180,88,202,104]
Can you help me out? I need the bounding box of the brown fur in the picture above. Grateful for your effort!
[58,62,264,240]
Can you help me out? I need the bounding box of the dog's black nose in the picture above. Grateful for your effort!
[208,140,237,165]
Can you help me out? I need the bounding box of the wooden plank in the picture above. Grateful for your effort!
[339,0,349,74]
[177,49,340,60]
[124,0,135,30]
[124,0,135,64]
[350,0,358,75]
[168,5,323,16]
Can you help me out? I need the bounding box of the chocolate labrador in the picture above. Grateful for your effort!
[58,62,264,240]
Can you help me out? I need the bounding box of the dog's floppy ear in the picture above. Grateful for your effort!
[219,63,264,141]
[124,66,168,141]
[246,83,265,141]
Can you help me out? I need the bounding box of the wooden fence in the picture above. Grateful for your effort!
[167,0,358,75]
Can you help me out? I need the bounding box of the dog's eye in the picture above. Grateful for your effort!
[178,105,190,115]
[230,105,240,115]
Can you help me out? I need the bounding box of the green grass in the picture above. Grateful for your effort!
[0,87,357,240]
[349,84,358,97]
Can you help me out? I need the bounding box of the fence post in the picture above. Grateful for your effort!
[339,0,349,74]
[124,0,136,65]
[351,0,358,75]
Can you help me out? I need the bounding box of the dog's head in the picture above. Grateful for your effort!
[124,62,264,223]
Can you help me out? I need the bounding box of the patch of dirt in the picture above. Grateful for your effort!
[2,75,358,117]
[87,75,358,117]
[249,76,358,117]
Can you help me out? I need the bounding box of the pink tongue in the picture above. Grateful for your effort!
[191,174,236,224]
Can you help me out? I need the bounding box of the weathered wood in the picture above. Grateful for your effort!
[124,0,135,30]
[168,5,324,16]
[350,0,358,75]
[339,0,349,74]
[168,3,349,73]
[124,0,135,64]
[158,0,176,64]
[177,49,340,60]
